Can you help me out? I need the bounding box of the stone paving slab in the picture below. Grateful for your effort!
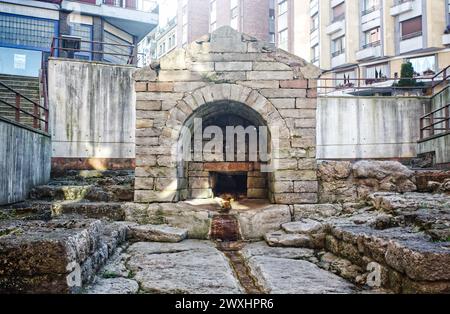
[126,240,244,294]
[247,256,357,294]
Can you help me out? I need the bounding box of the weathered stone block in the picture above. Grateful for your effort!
[134,190,177,203]
[135,177,155,190]
[158,70,203,82]
[135,137,159,146]
[136,119,154,129]
[136,100,162,111]
[236,80,280,89]
[189,177,210,189]
[294,181,319,193]
[135,82,147,92]
[173,82,209,92]
[147,82,174,92]
[215,62,252,71]
[209,26,247,53]
[191,62,215,72]
[296,98,317,109]
[274,193,318,204]
[247,188,267,199]
[270,98,296,109]
[294,118,316,128]
[247,177,266,188]
[280,80,308,89]
[248,71,293,81]
[272,181,294,193]
[273,170,317,181]
[251,62,290,71]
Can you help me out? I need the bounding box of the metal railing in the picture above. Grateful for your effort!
[316,65,450,96]
[50,37,137,65]
[420,104,450,140]
[362,40,381,49]
[0,81,49,133]
[362,5,380,16]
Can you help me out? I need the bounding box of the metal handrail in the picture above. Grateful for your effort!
[50,37,137,65]
[0,81,49,132]
[420,103,450,140]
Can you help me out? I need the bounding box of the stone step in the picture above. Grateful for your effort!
[0,218,129,293]
[4,201,126,221]
[264,230,324,249]
[246,255,357,294]
[128,224,188,243]
[51,169,135,181]
[29,184,134,202]
[281,219,324,234]
[53,201,126,221]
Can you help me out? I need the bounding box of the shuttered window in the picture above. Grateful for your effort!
[401,16,422,40]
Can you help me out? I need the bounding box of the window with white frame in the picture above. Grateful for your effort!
[331,36,345,57]
[278,28,288,50]
[407,55,436,76]
[363,27,380,48]
[311,45,319,63]
[311,13,318,32]
[230,0,239,30]
[277,0,288,50]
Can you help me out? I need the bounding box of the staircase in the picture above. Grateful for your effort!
[0,74,41,128]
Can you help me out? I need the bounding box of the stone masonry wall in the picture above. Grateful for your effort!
[133,26,321,205]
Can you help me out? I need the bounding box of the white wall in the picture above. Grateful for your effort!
[48,58,136,159]
[317,96,428,159]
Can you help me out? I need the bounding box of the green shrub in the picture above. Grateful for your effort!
[397,61,416,87]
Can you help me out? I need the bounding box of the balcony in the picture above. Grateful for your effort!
[62,0,158,41]
[326,15,345,35]
[356,41,382,61]
[390,0,414,16]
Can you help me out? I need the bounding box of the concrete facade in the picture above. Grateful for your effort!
[279,0,450,82]
[133,26,320,205]
[0,118,51,205]
[317,95,427,159]
[48,58,136,160]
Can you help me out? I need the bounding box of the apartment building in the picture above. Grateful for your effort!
[209,0,275,43]
[276,0,450,82]
[177,0,210,47]
[0,0,158,76]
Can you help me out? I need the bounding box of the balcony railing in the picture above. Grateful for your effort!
[420,104,450,140]
[392,0,414,6]
[401,31,423,41]
[0,81,49,133]
[50,37,137,65]
[362,5,380,16]
[103,0,136,10]
[331,49,345,58]
[362,40,381,49]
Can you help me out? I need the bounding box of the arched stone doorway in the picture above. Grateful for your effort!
[176,99,274,202]
[133,26,320,206]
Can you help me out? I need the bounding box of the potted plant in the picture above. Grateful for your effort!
[392,62,425,96]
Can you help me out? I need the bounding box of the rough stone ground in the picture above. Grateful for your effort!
[85,240,363,294]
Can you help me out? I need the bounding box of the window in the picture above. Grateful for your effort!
[332,3,345,22]
[311,44,319,63]
[230,0,239,30]
[278,28,288,50]
[0,13,57,51]
[210,0,217,24]
[335,70,355,87]
[363,0,380,15]
[311,13,319,32]
[365,63,388,80]
[401,16,422,40]
[69,22,93,60]
[332,36,345,57]
[182,24,188,44]
[407,55,436,76]
[363,27,380,48]
[278,0,288,15]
